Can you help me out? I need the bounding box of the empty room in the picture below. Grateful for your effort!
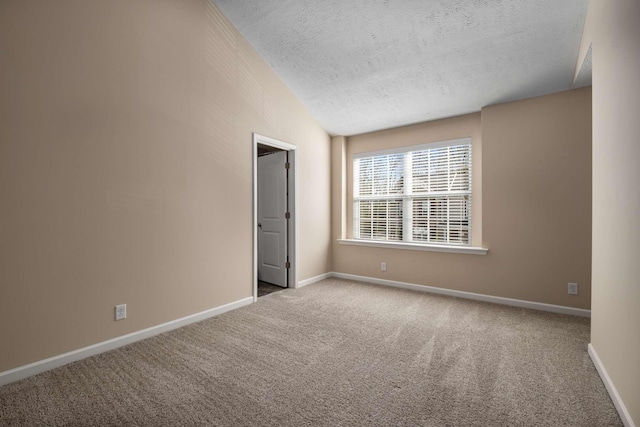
[0,0,638,426]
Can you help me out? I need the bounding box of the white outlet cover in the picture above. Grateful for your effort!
[115,304,127,320]
[381,262,387,271]
[568,283,579,295]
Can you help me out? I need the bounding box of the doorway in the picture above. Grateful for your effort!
[252,133,297,302]
[257,148,287,289]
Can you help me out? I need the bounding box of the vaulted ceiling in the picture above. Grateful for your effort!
[211,0,590,136]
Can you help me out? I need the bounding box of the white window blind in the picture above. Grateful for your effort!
[354,138,472,246]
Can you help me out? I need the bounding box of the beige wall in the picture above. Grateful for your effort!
[590,0,640,424]
[0,0,331,372]
[333,88,592,309]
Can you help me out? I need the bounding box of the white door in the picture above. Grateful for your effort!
[257,151,288,287]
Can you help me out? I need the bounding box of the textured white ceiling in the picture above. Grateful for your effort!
[211,0,590,136]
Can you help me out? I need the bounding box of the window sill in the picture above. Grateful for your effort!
[337,239,488,255]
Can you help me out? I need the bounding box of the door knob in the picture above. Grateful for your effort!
[258,223,262,228]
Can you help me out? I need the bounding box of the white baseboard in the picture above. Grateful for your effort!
[588,344,636,427]
[297,272,333,288]
[330,272,591,318]
[0,296,254,387]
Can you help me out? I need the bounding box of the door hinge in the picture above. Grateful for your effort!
[285,261,291,269]
[285,162,290,170]
[285,212,290,219]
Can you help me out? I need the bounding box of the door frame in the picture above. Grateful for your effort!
[252,133,298,302]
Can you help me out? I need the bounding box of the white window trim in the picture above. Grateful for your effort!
[353,137,474,247]
[352,137,471,159]
[338,238,488,255]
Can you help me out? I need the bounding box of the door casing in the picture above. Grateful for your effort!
[252,133,298,302]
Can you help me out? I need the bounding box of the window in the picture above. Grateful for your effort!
[353,138,472,246]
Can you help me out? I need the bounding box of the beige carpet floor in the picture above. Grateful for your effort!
[0,279,621,426]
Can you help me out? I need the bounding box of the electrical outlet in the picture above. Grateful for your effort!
[115,304,127,320]
[381,262,387,272]
[568,283,579,295]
